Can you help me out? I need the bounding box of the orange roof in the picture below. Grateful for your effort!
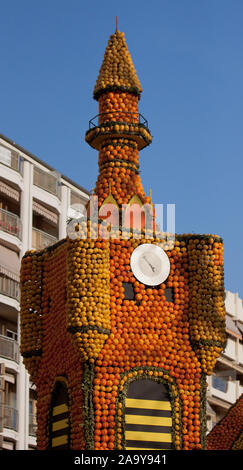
[206,393,243,450]
[93,30,142,100]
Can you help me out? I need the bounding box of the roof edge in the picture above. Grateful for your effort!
[0,133,90,196]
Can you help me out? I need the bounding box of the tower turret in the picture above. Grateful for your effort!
[85,30,152,209]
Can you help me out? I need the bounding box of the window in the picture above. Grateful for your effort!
[123,283,135,300]
[212,376,228,393]
[6,329,18,342]
[164,287,174,302]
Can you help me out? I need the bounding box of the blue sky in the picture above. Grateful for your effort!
[0,0,242,297]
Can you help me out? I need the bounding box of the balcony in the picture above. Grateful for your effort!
[1,405,18,431]
[0,208,22,240]
[0,335,19,363]
[238,343,243,366]
[33,166,59,197]
[86,112,152,151]
[0,276,19,301]
[32,227,57,251]
[0,145,21,173]
[29,413,37,437]
[222,337,237,361]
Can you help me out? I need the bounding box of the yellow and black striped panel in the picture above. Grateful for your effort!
[125,379,172,450]
[49,380,70,450]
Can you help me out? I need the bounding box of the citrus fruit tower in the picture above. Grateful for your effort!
[20,29,227,450]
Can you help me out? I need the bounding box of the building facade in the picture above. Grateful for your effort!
[206,290,243,433]
[0,133,89,450]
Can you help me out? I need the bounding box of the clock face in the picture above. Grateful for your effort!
[130,243,170,286]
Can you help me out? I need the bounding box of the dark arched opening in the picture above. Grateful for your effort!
[125,379,172,450]
[48,379,71,449]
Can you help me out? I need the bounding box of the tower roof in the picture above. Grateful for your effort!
[93,30,142,100]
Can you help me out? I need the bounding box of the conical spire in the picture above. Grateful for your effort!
[93,30,142,100]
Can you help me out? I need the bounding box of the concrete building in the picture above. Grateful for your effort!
[0,133,89,450]
[206,290,243,433]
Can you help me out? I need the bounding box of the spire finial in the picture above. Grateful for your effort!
[116,16,118,32]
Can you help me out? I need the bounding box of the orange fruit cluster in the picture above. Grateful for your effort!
[93,30,142,100]
[99,139,139,166]
[85,122,152,150]
[66,236,110,363]
[187,237,226,375]
[27,242,86,450]
[206,393,243,450]
[95,140,146,207]
[98,91,152,146]
[99,91,138,123]
[89,235,226,450]
[20,229,226,450]
[20,250,43,381]
[86,88,152,151]
[232,430,243,449]
[92,365,183,450]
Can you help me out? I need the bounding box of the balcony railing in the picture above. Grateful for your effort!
[0,276,19,301]
[222,337,236,361]
[0,335,19,363]
[33,166,59,197]
[1,405,18,431]
[29,413,37,437]
[0,145,21,173]
[238,343,243,366]
[0,208,22,240]
[32,227,57,251]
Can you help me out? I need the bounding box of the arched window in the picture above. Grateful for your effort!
[48,379,70,449]
[125,379,172,450]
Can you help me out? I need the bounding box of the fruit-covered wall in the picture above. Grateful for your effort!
[206,393,243,450]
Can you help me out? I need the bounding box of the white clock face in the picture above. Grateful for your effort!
[130,244,170,286]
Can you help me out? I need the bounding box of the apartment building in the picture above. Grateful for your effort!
[206,290,243,433]
[0,133,89,450]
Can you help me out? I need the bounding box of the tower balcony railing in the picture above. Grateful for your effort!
[0,208,22,240]
[89,111,148,128]
[32,227,58,251]
[86,112,152,151]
